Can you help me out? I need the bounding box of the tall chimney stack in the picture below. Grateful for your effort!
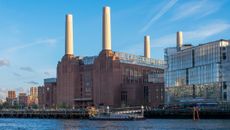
[144,35,151,58]
[65,14,74,55]
[176,31,183,51]
[102,6,112,50]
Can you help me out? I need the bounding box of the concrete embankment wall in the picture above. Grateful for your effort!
[145,109,230,119]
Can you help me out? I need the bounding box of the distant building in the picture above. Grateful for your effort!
[56,6,164,108]
[18,93,28,107]
[38,86,45,108]
[165,31,230,104]
[30,87,38,97]
[38,78,57,108]
[8,91,16,99]
[28,87,38,106]
[6,91,17,106]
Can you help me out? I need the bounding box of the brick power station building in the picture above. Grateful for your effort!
[39,6,164,108]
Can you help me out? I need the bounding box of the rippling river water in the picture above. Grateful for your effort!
[0,118,230,130]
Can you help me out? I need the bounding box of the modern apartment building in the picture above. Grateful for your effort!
[38,78,57,108]
[165,32,230,104]
[6,91,17,106]
[18,93,28,107]
[28,87,38,106]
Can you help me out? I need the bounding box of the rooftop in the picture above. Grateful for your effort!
[165,39,230,56]
[114,52,164,69]
[78,52,165,69]
[44,78,57,84]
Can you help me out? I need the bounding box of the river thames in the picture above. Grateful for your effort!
[0,118,230,130]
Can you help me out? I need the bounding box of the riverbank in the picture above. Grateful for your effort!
[0,109,230,119]
[145,109,230,119]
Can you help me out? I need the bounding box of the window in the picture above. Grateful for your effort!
[223,82,227,89]
[121,91,127,105]
[223,53,226,60]
[223,92,227,101]
[144,86,149,104]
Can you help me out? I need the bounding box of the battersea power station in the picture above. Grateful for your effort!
[39,6,164,108]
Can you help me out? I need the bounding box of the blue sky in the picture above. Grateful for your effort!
[0,0,230,98]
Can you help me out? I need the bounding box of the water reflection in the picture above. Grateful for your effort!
[0,119,230,130]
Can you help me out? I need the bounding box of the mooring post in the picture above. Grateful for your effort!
[193,106,200,120]
[141,105,144,117]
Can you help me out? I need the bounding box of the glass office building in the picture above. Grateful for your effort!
[165,39,230,104]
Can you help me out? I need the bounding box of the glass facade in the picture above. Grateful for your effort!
[44,78,57,84]
[80,56,97,65]
[222,44,230,102]
[79,52,165,69]
[167,49,193,71]
[188,63,220,85]
[165,40,230,104]
[115,52,164,69]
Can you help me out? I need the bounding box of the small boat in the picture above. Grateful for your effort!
[88,106,145,121]
[89,113,144,121]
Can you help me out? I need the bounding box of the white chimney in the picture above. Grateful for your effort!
[102,6,112,50]
[65,14,74,55]
[144,35,151,58]
[176,31,183,51]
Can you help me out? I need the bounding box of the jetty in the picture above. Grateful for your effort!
[0,106,230,119]
[0,109,89,119]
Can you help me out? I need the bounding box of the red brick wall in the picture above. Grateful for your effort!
[56,51,164,108]
[93,50,122,107]
[56,55,80,107]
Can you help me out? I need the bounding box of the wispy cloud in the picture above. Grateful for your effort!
[0,59,10,67]
[44,71,51,76]
[184,21,230,41]
[13,72,21,77]
[121,43,143,56]
[43,69,55,77]
[20,66,34,72]
[15,87,25,93]
[153,21,230,47]
[171,0,222,21]
[141,0,178,32]
[26,81,39,85]
[125,21,230,54]
[5,38,58,53]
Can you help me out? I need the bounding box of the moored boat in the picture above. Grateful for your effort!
[88,106,145,121]
[89,113,144,121]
